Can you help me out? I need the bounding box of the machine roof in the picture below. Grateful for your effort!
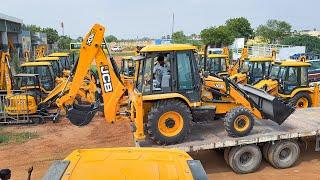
[36,57,60,61]
[140,44,196,52]
[48,52,70,57]
[21,62,51,67]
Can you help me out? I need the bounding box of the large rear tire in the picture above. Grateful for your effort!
[289,92,312,108]
[146,99,192,145]
[228,145,262,174]
[267,140,300,169]
[224,106,254,137]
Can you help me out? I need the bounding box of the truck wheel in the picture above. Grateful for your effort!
[228,145,262,174]
[267,140,300,169]
[262,143,271,161]
[147,99,192,145]
[224,147,231,165]
[224,106,254,137]
[289,92,312,108]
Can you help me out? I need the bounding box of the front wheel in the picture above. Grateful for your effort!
[146,100,192,145]
[289,92,312,108]
[224,106,254,137]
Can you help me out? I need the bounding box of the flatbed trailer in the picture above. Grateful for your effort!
[136,108,320,174]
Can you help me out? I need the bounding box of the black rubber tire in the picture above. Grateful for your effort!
[262,143,271,162]
[228,145,262,174]
[146,99,192,145]
[289,92,312,108]
[224,147,231,165]
[267,140,300,169]
[224,106,254,137]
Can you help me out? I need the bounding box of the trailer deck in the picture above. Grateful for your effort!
[136,108,320,152]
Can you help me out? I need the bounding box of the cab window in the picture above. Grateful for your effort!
[152,53,172,92]
[208,58,227,74]
[143,59,152,93]
[301,67,308,86]
[177,51,194,90]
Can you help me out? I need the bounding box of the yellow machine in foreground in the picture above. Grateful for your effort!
[43,147,207,180]
[255,59,319,108]
[56,24,294,145]
[230,49,276,84]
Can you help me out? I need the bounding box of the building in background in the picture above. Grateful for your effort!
[0,12,23,51]
[297,29,320,38]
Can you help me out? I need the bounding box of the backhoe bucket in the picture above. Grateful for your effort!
[238,84,295,125]
[66,102,99,126]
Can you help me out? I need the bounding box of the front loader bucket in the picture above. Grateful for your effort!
[238,84,295,125]
[66,102,99,126]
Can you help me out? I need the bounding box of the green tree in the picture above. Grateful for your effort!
[282,35,320,53]
[172,31,188,43]
[200,25,235,47]
[256,19,292,43]
[226,17,253,40]
[57,36,73,50]
[105,35,118,42]
[42,28,59,44]
[23,24,42,32]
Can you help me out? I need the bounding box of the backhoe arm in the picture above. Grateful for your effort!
[0,52,13,95]
[56,24,126,125]
[229,47,248,76]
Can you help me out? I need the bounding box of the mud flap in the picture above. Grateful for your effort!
[238,84,295,125]
[66,102,99,126]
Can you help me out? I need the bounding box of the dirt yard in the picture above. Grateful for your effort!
[0,115,319,179]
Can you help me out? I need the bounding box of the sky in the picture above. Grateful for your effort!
[2,0,320,39]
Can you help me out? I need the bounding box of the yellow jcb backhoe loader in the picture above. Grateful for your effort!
[0,55,97,124]
[230,49,276,84]
[55,24,294,145]
[254,57,319,108]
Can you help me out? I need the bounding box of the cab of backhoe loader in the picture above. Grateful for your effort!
[260,60,318,108]
[136,44,200,100]
[20,62,55,92]
[206,54,229,77]
[35,57,64,78]
[5,74,43,116]
[120,56,135,77]
[49,52,71,70]
[231,57,273,84]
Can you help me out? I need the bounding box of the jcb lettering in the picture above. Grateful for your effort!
[86,33,95,46]
[100,66,113,92]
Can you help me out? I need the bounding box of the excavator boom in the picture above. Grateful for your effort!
[56,24,126,126]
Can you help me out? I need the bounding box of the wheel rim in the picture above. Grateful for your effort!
[234,115,250,132]
[239,152,252,165]
[279,147,291,160]
[296,97,308,108]
[158,111,184,137]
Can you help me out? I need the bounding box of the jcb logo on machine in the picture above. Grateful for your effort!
[214,84,225,89]
[100,66,113,93]
[86,31,95,46]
